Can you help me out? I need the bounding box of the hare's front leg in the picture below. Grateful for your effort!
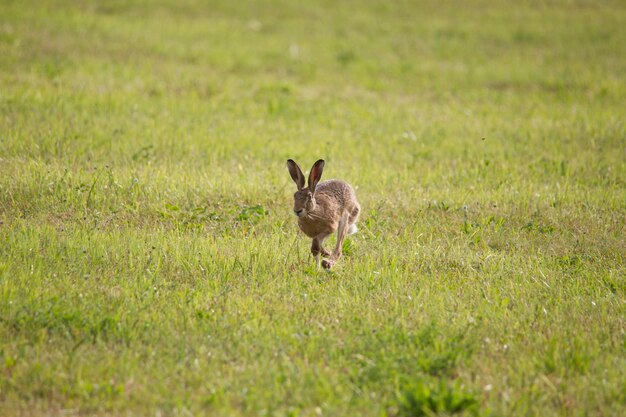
[311,235,331,269]
[311,238,323,269]
[319,237,331,258]
[311,239,321,269]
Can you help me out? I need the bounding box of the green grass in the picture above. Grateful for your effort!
[1,0,625,416]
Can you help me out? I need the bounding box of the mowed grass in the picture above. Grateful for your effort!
[1,0,625,416]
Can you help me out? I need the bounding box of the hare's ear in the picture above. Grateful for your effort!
[287,159,305,190]
[308,159,325,192]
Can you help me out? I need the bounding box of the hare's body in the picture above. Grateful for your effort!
[297,180,360,239]
[287,160,360,269]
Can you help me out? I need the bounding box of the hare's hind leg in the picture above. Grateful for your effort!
[322,213,349,269]
[347,203,361,235]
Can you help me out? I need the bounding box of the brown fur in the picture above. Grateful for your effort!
[287,159,360,269]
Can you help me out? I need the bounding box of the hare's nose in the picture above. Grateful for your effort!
[294,209,304,217]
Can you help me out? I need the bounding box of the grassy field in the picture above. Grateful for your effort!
[1,0,625,416]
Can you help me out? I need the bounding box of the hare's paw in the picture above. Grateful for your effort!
[321,259,333,270]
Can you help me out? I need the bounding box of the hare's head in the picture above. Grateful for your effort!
[287,159,325,217]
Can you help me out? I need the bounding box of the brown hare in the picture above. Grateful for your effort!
[287,159,360,270]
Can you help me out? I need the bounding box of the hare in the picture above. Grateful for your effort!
[287,159,360,270]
